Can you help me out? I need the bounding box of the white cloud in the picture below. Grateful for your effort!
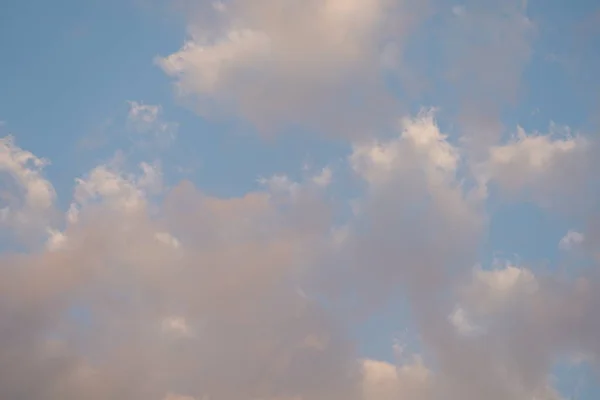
[258,174,300,197]
[73,165,144,212]
[464,264,539,315]
[46,228,68,251]
[0,137,54,211]
[474,264,537,295]
[70,158,162,217]
[480,125,591,210]
[449,306,482,336]
[488,127,584,174]
[127,101,178,146]
[137,161,163,194]
[350,109,461,188]
[1,112,598,400]
[155,231,181,249]
[158,29,272,96]
[0,159,349,399]
[4,0,600,397]
[0,136,56,237]
[128,101,161,125]
[362,357,431,400]
[559,230,585,251]
[312,167,333,187]
[40,160,165,255]
[158,0,427,135]
[349,110,483,247]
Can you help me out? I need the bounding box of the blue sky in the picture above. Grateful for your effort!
[1,0,600,399]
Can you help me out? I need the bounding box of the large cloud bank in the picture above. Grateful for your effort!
[1,1,599,399]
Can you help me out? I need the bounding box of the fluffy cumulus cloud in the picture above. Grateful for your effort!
[559,230,585,251]
[157,0,535,143]
[0,150,356,400]
[480,124,595,210]
[0,136,56,241]
[157,0,428,135]
[345,109,484,308]
[4,110,599,399]
[3,1,600,399]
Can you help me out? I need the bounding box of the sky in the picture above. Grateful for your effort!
[1,0,600,399]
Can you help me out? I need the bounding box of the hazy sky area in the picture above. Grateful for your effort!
[1,0,600,399]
